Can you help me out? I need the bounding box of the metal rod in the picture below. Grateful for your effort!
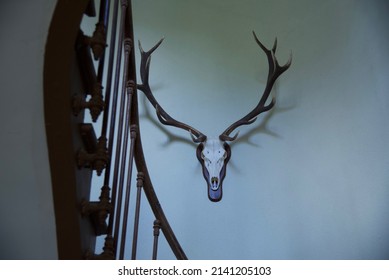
[96,0,110,82]
[124,0,188,260]
[98,0,110,33]
[152,220,161,260]
[96,0,119,241]
[100,0,118,139]
[131,172,144,260]
[106,0,129,242]
[118,93,136,260]
[91,0,118,258]
[110,35,132,257]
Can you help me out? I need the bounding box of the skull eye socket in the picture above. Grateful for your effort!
[217,152,227,163]
[201,152,212,164]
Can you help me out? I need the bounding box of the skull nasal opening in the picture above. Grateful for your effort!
[211,177,219,190]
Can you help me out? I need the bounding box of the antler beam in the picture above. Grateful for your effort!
[137,39,207,143]
[219,31,292,142]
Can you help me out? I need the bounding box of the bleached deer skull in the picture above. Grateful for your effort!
[196,138,231,201]
[137,32,291,202]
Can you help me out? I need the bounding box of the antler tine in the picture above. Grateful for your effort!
[137,39,207,143]
[219,31,292,142]
[138,38,164,90]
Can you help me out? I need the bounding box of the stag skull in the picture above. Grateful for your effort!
[137,32,291,202]
[196,138,231,202]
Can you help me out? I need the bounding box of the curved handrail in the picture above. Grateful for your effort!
[125,2,187,260]
[44,0,97,259]
[52,0,189,260]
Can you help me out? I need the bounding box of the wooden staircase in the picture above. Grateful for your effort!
[44,0,187,260]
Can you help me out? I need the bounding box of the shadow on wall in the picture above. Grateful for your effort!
[91,0,389,259]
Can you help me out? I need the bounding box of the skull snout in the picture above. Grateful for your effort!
[211,177,219,190]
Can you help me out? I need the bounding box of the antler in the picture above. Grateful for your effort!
[137,39,207,143]
[219,31,292,142]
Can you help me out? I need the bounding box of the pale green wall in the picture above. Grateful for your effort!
[8,0,385,261]
[1,0,387,261]
[123,0,389,259]
[0,0,57,259]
